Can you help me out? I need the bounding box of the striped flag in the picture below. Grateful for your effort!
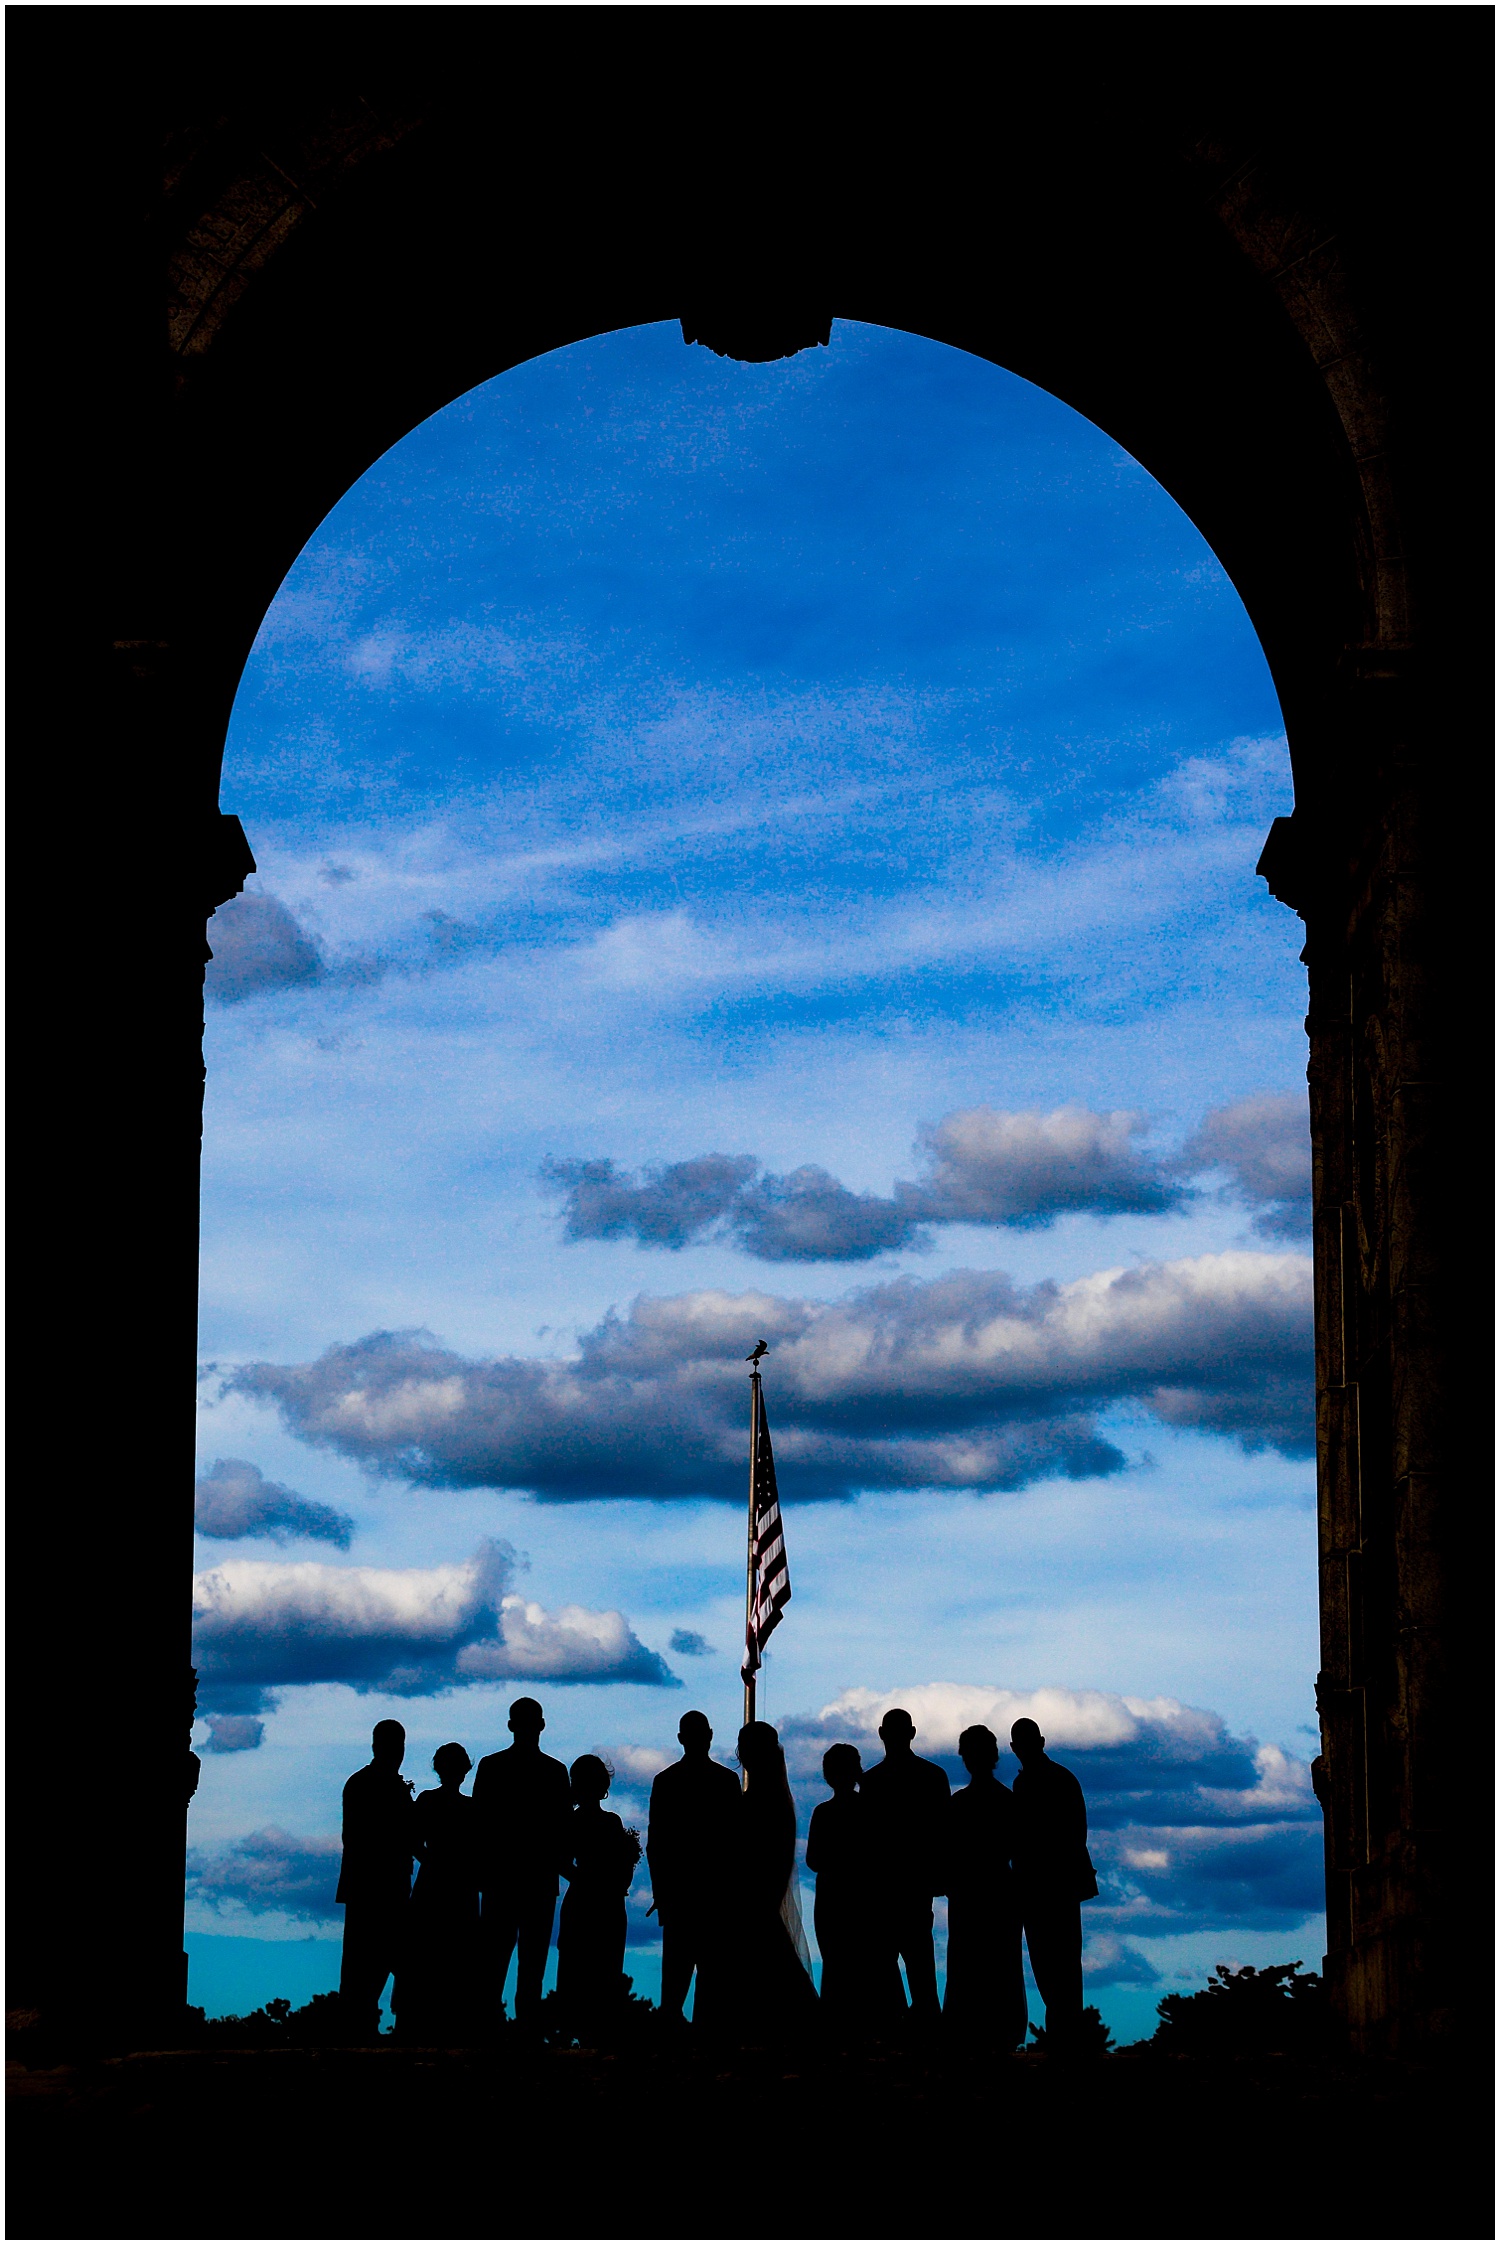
[743,1383,790,1676]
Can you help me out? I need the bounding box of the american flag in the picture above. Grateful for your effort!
[743,1382,790,1676]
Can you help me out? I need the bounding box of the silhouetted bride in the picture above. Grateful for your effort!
[702,1720,817,2037]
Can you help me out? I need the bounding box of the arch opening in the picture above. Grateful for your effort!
[189,320,1320,2047]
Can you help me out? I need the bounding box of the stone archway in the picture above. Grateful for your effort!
[15,13,1486,2057]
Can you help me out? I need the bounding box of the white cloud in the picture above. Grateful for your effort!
[458,1599,663,1682]
[603,1744,674,1786]
[788,1682,1236,1768]
[192,1539,676,1718]
[575,911,730,996]
[914,1106,1180,1228]
[230,1247,1312,1506]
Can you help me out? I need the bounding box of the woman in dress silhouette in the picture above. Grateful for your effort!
[395,1741,480,2042]
[729,1720,818,2034]
[556,1754,641,2040]
[806,1741,904,2031]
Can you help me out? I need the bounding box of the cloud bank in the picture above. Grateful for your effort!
[206,892,324,1004]
[542,1106,1185,1262]
[230,1248,1312,1503]
[1179,1093,1311,1241]
[188,1827,344,1922]
[782,1683,1322,1935]
[195,1459,355,1548]
[191,1539,677,1721]
[204,889,387,1006]
[185,1677,1315,1946]
[188,1675,1319,1944]
[543,1099,1313,1263]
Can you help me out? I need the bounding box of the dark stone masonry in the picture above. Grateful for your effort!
[6,6,1489,2094]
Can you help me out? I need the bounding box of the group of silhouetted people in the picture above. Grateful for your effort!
[803,1708,1096,2049]
[337,1697,1095,2050]
[338,1699,640,2043]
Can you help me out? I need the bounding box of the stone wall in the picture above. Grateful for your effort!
[8,11,1486,2054]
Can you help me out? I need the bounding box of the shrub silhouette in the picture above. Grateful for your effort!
[193,1978,667,2052]
[1151,1962,1327,2056]
[194,1990,348,2047]
[1029,2004,1114,2057]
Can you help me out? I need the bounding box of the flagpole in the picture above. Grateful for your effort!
[743,1364,759,1739]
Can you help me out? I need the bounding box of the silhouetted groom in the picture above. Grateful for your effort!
[646,1711,741,2022]
[944,1722,1026,2051]
[860,1707,950,2024]
[473,1697,572,2032]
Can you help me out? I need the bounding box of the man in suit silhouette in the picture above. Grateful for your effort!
[646,1710,742,2023]
[337,1718,417,2039]
[859,1707,950,2024]
[473,1697,573,2032]
[943,1723,1026,2050]
[1010,1716,1095,2048]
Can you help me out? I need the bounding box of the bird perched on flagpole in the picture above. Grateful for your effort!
[746,1339,768,1364]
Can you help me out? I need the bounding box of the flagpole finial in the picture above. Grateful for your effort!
[746,1338,769,1366]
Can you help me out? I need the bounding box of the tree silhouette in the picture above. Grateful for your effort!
[1151,1962,1327,2056]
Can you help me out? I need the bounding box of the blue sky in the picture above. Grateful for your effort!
[189,320,1320,2046]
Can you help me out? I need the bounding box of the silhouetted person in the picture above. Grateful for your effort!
[395,1742,480,2043]
[557,1755,642,2040]
[1010,1716,1096,2051]
[943,1724,1026,2051]
[710,1721,816,2035]
[805,1743,904,2030]
[859,1707,950,2025]
[646,1711,742,2023]
[337,1719,417,2039]
[472,1697,572,2032]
